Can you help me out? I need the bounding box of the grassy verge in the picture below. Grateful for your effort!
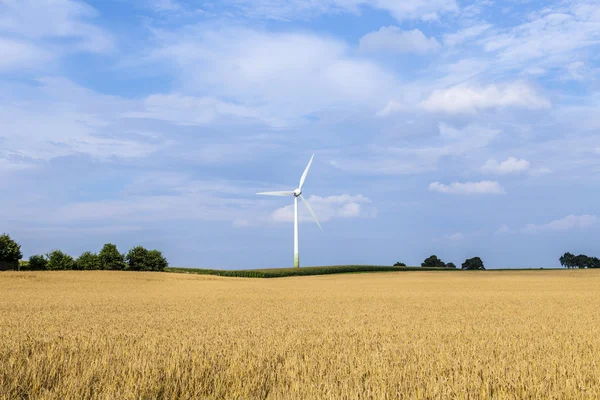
[165,265,459,278]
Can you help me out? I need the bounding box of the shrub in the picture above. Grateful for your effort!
[462,257,485,270]
[46,250,76,270]
[28,255,48,271]
[126,246,150,271]
[393,262,406,267]
[421,255,446,268]
[0,233,22,271]
[76,252,101,270]
[99,243,125,270]
[446,262,457,269]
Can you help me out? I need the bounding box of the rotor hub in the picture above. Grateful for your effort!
[294,188,302,197]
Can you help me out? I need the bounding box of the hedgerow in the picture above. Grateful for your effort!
[166,265,459,278]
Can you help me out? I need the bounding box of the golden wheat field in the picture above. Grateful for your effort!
[1,270,600,399]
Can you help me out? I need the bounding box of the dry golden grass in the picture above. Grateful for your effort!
[1,270,600,399]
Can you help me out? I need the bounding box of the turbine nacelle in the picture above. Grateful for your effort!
[293,188,302,197]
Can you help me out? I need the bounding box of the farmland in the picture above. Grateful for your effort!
[1,270,600,399]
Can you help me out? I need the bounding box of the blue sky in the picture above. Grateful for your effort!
[1,0,599,269]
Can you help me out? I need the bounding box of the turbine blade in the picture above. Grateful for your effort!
[300,195,322,231]
[298,153,314,190]
[256,191,295,196]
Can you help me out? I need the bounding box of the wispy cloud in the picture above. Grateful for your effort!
[420,82,551,114]
[429,181,505,195]
[481,157,530,175]
[150,27,398,126]
[0,78,171,161]
[443,23,492,46]
[125,94,283,127]
[329,124,499,175]
[522,214,597,233]
[481,2,600,68]
[359,27,440,54]
[0,0,113,54]
[433,230,484,242]
[0,38,50,71]
[496,224,511,234]
[270,194,377,223]
[220,0,458,21]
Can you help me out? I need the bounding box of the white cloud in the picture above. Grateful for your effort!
[496,224,510,234]
[0,157,36,174]
[151,27,399,125]
[151,0,183,12]
[0,78,171,162]
[224,0,458,21]
[429,181,505,195]
[359,27,440,54]
[433,230,485,242]
[482,2,600,68]
[565,61,588,80]
[374,0,458,21]
[44,178,257,225]
[420,82,551,114]
[0,0,113,53]
[443,23,493,46]
[529,167,552,176]
[376,100,405,117]
[525,67,547,76]
[0,37,51,71]
[447,232,464,240]
[125,94,283,127]
[481,157,530,175]
[270,194,376,223]
[232,219,250,228]
[330,124,499,175]
[16,225,144,235]
[29,178,375,230]
[435,58,491,88]
[522,214,597,233]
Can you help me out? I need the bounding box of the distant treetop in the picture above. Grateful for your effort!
[462,257,485,270]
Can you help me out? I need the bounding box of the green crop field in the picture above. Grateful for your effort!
[166,265,459,278]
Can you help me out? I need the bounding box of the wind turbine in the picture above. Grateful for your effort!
[257,154,322,268]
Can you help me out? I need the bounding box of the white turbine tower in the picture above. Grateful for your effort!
[257,154,322,268]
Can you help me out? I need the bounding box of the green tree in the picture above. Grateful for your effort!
[98,243,125,270]
[560,253,600,269]
[421,255,446,268]
[28,255,48,271]
[126,246,150,271]
[46,250,75,270]
[559,252,576,268]
[445,262,457,269]
[146,250,168,271]
[0,233,23,271]
[76,251,101,270]
[573,254,589,269]
[393,262,406,267]
[461,257,485,270]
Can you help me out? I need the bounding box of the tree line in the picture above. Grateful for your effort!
[394,255,485,270]
[559,252,600,269]
[0,233,168,271]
